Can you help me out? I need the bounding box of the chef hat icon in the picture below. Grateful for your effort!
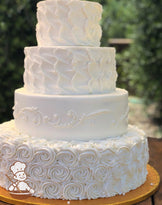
[11,162,26,175]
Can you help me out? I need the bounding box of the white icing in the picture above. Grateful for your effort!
[16,144,33,162]
[36,0,102,46]
[13,88,128,141]
[94,166,109,182]
[63,183,84,200]
[0,0,149,200]
[0,121,149,200]
[79,149,98,167]
[24,47,117,95]
[87,182,104,199]
[28,164,46,179]
[41,182,61,199]
[47,165,70,182]
[32,147,56,166]
[72,167,91,183]
[56,149,78,167]
[1,142,16,159]
[100,149,119,167]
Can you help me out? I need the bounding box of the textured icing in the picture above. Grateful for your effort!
[24,47,117,95]
[0,0,149,200]
[36,0,102,46]
[0,121,149,200]
[14,88,128,140]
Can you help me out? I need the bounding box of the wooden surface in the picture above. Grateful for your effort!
[0,164,160,205]
[137,138,162,205]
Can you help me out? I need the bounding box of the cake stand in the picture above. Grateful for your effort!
[0,165,160,205]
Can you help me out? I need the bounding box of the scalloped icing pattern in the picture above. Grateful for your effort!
[36,0,102,46]
[24,47,117,95]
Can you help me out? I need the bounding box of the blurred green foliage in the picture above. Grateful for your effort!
[98,0,137,96]
[122,0,162,119]
[0,0,37,122]
[96,0,162,119]
[101,0,136,45]
[0,0,162,122]
[89,0,136,44]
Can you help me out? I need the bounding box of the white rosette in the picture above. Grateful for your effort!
[111,163,127,181]
[27,163,46,179]
[63,182,84,200]
[47,165,70,182]
[0,142,16,159]
[72,167,91,183]
[86,182,104,200]
[118,146,131,165]
[79,149,98,167]
[56,149,78,167]
[32,147,56,166]
[41,182,61,199]
[16,144,33,162]
[94,166,110,182]
[100,148,118,167]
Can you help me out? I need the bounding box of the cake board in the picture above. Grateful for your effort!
[0,165,160,205]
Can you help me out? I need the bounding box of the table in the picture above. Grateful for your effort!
[0,165,160,205]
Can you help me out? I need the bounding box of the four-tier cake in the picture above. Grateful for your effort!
[0,0,149,200]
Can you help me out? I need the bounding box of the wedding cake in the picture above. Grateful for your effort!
[0,0,149,200]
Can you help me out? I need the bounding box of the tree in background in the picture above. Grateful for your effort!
[89,0,136,44]
[127,0,162,120]
[100,0,137,93]
[101,0,136,45]
[100,0,162,120]
[0,0,37,122]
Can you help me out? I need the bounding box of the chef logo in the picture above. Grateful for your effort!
[7,161,34,196]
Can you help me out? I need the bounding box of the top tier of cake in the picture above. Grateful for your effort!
[36,0,102,46]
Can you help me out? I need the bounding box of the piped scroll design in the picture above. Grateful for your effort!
[13,105,110,128]
[13,106,42,126]
[113,107,129,128]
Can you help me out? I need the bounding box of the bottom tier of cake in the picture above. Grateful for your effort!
[0,120,149,200]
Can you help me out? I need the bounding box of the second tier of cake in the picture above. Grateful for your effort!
[14,88,128,141]
[24,47,117,95]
